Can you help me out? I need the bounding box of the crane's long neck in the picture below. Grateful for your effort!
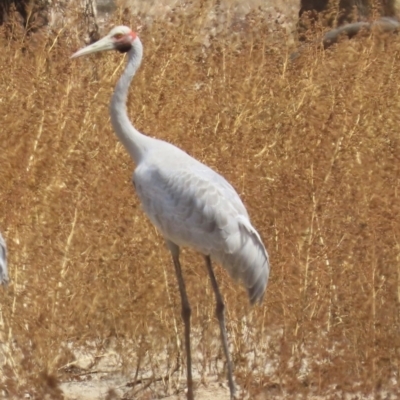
[110,38,151,165]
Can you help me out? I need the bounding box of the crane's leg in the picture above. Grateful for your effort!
[167,241,194,400]
[204,256,236,399]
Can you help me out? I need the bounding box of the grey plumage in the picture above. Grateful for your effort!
[134,142,269,304]
[0,232,9,286]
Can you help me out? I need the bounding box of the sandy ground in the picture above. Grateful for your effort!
[58,339,238,400]
[61,379,231,400]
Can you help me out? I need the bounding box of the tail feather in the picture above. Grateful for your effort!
[218,219,269,304]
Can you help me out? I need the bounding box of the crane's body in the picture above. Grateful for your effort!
[72,26,270,400]
[134,144,268,302]
[0,232,8,286]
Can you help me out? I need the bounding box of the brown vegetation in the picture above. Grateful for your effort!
[298,0,399,40]
[0,0,400,399]
[0,0,49,32]
[299,0,398,23]
[0,0,99,43]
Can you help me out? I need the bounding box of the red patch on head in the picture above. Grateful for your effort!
[129,31,137,40]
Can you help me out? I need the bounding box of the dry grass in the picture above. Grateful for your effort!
[0,0,400,398]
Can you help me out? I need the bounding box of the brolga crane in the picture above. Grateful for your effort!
[72,26,270,400]
[0,232,8,286]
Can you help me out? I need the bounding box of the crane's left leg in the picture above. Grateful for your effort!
[204,255,236,399]
[167,241,194,400]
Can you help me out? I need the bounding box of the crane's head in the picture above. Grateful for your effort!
[71,26,137,58]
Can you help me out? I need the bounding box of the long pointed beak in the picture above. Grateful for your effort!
[71,36,114,58]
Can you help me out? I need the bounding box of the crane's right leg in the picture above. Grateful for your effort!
[167,241,194,400]
[204,255,236,399]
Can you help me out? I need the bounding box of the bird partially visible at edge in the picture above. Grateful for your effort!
[0,232,9,286]
[71,26,270,400]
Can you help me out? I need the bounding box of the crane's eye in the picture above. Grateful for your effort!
[114,33,124,40]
